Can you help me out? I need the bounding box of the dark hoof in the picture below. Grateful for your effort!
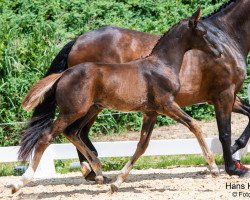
[85,171,96,182]
[226,165,248,176]
[103,176,112,184]
[95,175,104,184]
[85,171,111,183]
[234,161,249,172]
[110,183,119,193]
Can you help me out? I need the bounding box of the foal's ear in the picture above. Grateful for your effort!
[189,8,201,28]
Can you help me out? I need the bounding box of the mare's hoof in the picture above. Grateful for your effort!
[95,175,104,184]
[227,165,248,176]
[110,183,119,193]
[234,160,249,172]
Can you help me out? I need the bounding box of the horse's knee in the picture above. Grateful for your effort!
[37,133,53,148]
[189,121,202,134]
[219,133,231,144]
[235,138,247,149]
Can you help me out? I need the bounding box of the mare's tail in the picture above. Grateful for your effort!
[18,40,76,161]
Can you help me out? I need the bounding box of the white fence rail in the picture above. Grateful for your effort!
[0,138,249,178]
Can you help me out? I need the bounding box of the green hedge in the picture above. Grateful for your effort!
[0,0,249,146]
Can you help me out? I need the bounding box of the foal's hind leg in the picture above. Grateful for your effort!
[63,133,104,184]
[77,113,101,180]
[64,106,102,180]
[11,117,68,193]
[161,102,219,176]
[111,112,157,193]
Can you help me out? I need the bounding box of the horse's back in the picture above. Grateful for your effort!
[68,26,160,66]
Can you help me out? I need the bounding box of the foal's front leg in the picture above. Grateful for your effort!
[161,101,219,176]
[111,112,157,193]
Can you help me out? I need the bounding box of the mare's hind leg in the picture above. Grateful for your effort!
[11,117,71,193]
[231,96,250,154]
[161,102,219,176]
[111,112,157,193]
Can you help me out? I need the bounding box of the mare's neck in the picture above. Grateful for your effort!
[206,0,250,57]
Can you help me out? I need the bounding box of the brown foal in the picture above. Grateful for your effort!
[23,0,250,181]
[14,9,221,193]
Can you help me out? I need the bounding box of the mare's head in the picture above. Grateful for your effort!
[184,8,222,57]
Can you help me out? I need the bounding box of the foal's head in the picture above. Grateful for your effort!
[183,8,222,57]
[153,8,222,58]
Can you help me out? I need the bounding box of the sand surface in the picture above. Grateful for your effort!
[1,167,250,200]
[1,113,250,200]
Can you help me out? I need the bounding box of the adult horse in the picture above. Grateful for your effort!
[15,9,221,193]
[22,0,250,179]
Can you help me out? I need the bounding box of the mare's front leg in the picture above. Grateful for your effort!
[111,112,157,193]
[160,101,219,176]
[214,91,248,176]
[231,96,250,154]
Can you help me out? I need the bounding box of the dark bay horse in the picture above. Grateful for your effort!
[14,10,221,193]
[21,0,249,180]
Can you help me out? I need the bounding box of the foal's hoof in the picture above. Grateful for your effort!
[209,163,220,177]
[80,162,92,177]
[110,183,119,193]
[85,171,96,182]
[11,184,19,194]
[95,175,104,184]
[85,171,111,183]
[103,176,112,184]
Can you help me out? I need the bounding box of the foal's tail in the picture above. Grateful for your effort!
[22,73,63,111]
[18,39,76,161]
[18,73,63,161]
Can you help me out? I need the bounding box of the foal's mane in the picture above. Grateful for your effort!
[147,20,184,57]
[202,0,239,19]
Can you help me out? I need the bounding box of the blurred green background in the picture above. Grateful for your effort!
[0,0,249,146]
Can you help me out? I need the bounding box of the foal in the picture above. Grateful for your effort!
[14,9,221,193]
